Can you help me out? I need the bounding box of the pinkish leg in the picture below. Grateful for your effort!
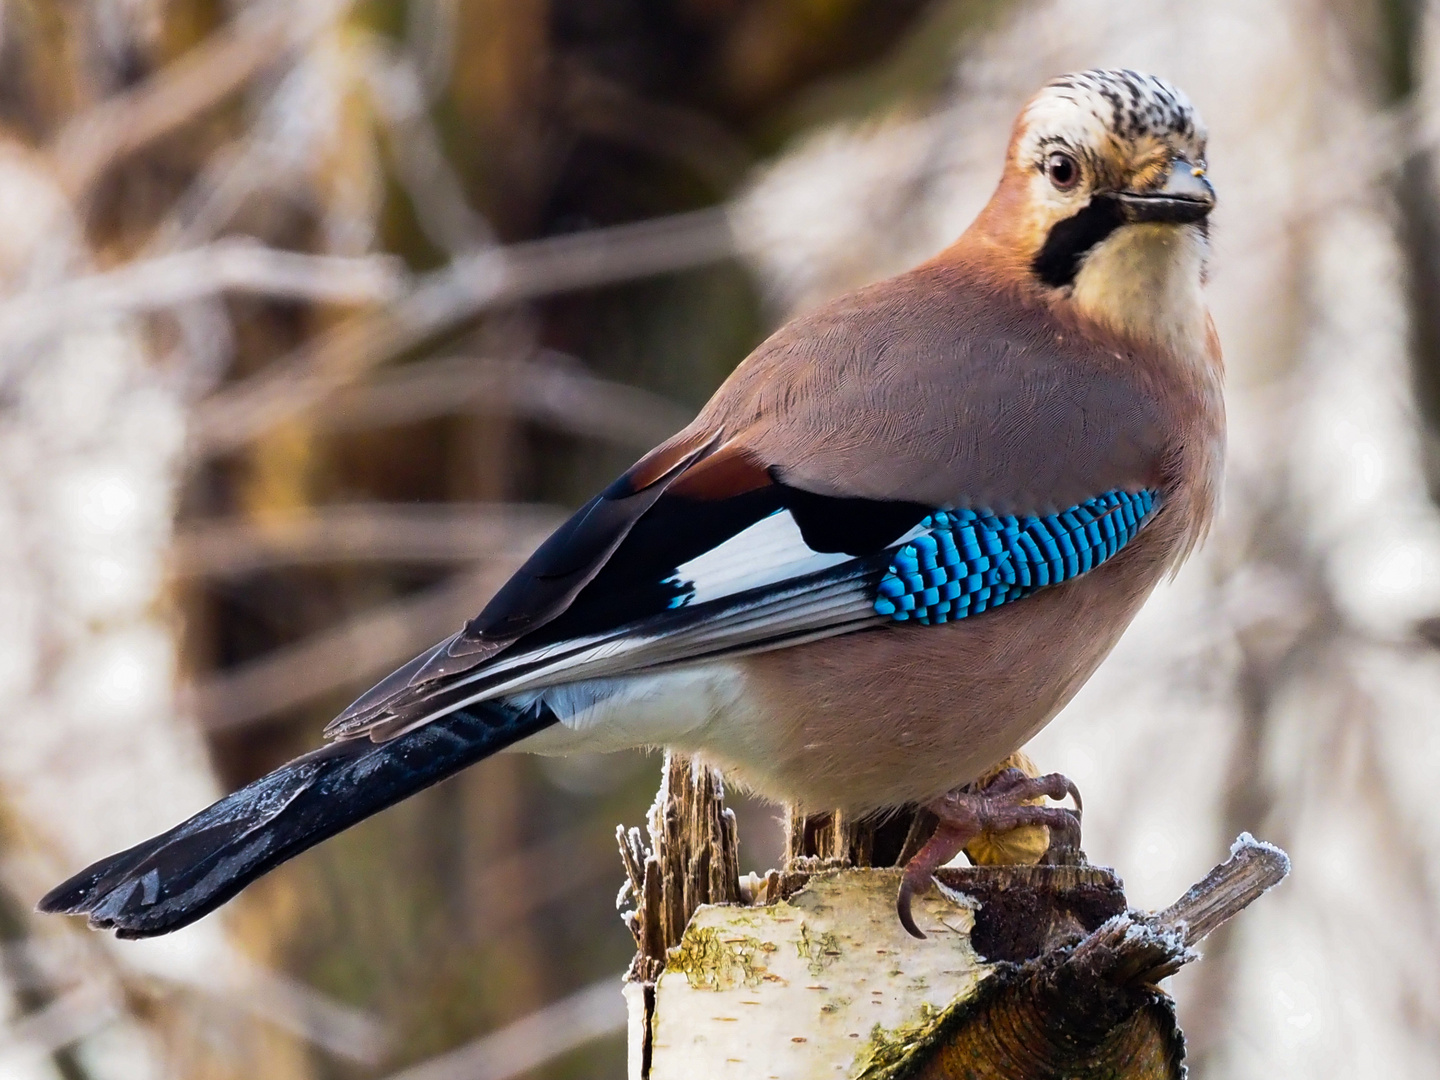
[896,770,1082,939]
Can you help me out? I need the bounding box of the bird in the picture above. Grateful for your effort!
[40,69,1223,941]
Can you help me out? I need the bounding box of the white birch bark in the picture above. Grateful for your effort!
[641,871,985,1079]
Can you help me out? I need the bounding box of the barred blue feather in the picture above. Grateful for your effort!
[874,490,1160,625]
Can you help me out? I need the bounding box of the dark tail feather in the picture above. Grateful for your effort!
[37,702,554,938]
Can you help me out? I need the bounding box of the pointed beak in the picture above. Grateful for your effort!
[1115,158,1215,225]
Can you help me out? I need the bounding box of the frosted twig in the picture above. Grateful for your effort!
[1055,835,1290,989]
[1157,833,1292,947]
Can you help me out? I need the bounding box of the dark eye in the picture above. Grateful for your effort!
[1046,151,1080,190]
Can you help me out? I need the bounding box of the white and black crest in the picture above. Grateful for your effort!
[1044,69,1201,144]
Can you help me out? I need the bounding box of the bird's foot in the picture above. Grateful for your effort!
[896,767,1082,939]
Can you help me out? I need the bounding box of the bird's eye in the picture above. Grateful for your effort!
[1046,151,1080,190]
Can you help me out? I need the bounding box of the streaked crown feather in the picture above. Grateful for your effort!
[1015,69,1207,178]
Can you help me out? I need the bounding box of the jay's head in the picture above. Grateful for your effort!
[979,70,1215,354]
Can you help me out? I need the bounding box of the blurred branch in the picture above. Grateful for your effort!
[557,61,754,193]
[318,352,694,447]
[404,0,459,102]
[381,978,625,1080]
[0,982,119,1058]
[1250,95,1440,254]
[145,65,349,256]
[146,136,284,255]
[193,562,529,732]
[0,935,113,1000]
[168,297,239,400]
[173,502,563,578]
[50,0,352,196]
[219,959,388,1065]
[366,48,496,255]
[0,241,405,353]
[470,822,623,931]
[3,929,388,1065]
[193,207,737,456]
[0,880,93,1079]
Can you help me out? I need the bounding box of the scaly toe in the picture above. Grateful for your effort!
[895,767,1085,933]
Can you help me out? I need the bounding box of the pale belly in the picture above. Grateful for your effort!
[703,551,1158,813]
[510,535,1166,815]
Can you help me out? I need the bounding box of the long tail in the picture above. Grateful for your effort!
[37,702,554,938]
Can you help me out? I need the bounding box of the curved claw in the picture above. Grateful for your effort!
[1038,772,1083,817]
[1066,778,1083,817]
[1029,773,1083,850]
[894,820,971,940]
[896,865,930,939]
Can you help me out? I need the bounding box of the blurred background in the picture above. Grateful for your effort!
[0,0,1437,1078]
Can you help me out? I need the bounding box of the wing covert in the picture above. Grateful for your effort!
[326,436,935,741]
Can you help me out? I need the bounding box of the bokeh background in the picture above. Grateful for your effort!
[0,0,1437,1077]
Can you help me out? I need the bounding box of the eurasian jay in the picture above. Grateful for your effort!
[40,69,1223,940]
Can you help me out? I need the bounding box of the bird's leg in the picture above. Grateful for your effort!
[896,768,1082,939]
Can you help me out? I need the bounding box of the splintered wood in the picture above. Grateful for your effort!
[616,752,742,984]
[617,757,1290,1080]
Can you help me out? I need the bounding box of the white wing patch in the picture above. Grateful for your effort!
[351,509,935,743]
[506,664,753,755]
[666,509,853,606]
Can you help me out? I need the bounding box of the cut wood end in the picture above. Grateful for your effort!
[1155,832,1291,947]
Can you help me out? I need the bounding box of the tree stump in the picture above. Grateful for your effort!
[617,753,1289,1079]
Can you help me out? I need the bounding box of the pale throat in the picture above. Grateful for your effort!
[1069,222,1210,365]
[1070,219,1225,559]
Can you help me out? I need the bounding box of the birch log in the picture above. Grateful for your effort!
[619,756,1289,1079]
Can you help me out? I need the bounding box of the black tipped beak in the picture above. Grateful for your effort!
[1116,159,1215,225]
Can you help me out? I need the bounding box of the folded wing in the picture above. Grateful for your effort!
[327,439,936,741]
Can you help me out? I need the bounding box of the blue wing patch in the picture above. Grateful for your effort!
[874,489,1159,625]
